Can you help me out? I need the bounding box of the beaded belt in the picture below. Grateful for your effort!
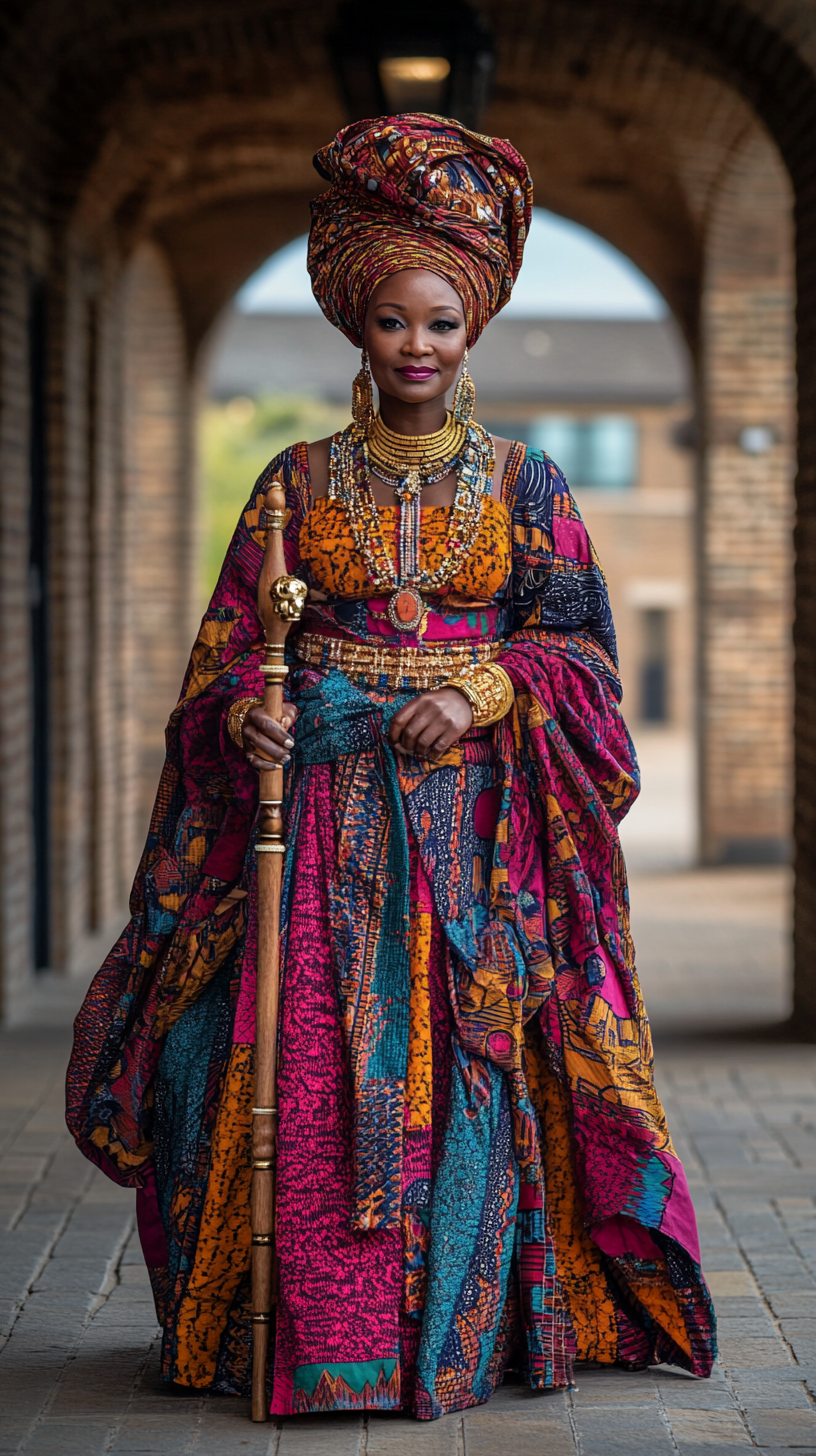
[293,632,500,691]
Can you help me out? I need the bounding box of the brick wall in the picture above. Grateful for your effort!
[34,237,193,987]
[121,242,193,853]
[699,127,796,864]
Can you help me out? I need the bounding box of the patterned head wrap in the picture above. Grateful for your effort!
[308,113,533,348]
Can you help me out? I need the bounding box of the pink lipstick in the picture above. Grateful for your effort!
[397,366,437,380]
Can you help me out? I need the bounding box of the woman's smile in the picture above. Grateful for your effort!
[396,364,438,380]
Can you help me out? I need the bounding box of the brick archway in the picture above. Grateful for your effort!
[0,0,812,1028]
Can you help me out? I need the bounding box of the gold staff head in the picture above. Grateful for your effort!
[270,575,307,622]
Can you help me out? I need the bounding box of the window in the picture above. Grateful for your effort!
[483,414,639,488]
[530,415,638,487]
[640,608,669,723]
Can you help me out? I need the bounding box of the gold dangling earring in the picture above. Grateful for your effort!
[453,347,475,427]
[352,347,375,435]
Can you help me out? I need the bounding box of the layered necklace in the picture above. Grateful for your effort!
[329,411,495,632]
[367,412,467,493]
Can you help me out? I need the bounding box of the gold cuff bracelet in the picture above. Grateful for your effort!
[227,695,263,749]
[445,662,515,727]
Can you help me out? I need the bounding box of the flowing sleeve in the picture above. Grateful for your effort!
[505,444,619,686]
[462,442,646,1123]
[66,444,310,1185]
[496,446,638,833]
[446,444,639,1052]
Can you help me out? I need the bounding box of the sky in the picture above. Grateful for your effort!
[236,207,667,320]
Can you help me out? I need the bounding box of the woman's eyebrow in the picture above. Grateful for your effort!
[372,301,462,313]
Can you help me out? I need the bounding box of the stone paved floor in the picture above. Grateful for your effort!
[2,867,814,1455]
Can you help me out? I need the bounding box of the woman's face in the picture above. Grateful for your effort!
[364,269,466,407]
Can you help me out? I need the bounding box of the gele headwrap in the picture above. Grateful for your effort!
[308,112,533,348]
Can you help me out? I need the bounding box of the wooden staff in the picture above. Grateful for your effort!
[251,481,306,1422]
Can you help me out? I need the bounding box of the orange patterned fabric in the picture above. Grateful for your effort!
[406,910,433,1130]
[299,496,511,603]
[172,1041,254,1387]
[524,1023,619,1362]
[524,1018,692,1363]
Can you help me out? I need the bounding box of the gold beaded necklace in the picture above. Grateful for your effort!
[368,412,467,497]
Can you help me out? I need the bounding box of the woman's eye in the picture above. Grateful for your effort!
[378,316,405,330]
[430,319,460,332]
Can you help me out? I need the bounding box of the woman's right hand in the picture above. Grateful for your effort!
[241,703,298,772]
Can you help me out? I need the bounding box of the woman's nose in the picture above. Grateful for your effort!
[401,334,433,356]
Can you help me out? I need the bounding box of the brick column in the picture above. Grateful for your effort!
[791,66,816,1036]
[120,241,193,855]
[45,239,192,982]
[699,126,795,866]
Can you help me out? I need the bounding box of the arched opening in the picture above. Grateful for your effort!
[200,212,698,869]
[199,191,793,1036]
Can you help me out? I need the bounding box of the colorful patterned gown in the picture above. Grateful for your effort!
[66,439,716,1418]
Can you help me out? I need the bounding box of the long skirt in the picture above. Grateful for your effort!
[144,741,713,1418]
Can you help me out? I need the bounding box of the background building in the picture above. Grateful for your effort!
[204,298,697,863]
[207,307,695,738]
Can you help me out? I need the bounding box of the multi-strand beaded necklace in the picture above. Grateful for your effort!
[328,412,495,633]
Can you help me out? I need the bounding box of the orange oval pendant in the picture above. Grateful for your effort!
[396,591,417,622]
[386,587,424,633]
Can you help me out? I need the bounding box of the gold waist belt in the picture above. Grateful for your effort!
[294,632,499,690]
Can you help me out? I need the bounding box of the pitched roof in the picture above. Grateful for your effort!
[204,309,690,406]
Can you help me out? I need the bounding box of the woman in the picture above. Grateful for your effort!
[67,114,716,1419]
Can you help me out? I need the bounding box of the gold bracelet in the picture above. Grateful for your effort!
[227,696,263,749]
[445,662,515,727]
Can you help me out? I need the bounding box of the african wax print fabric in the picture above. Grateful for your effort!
[309,113,532,346]
[66,439,716,1418]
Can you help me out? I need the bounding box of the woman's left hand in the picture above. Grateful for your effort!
[389,688,473,760]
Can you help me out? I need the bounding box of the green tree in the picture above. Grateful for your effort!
[199,395,348,597]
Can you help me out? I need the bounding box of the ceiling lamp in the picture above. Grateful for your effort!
[329,1,495,131]
[378,56,452,113]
